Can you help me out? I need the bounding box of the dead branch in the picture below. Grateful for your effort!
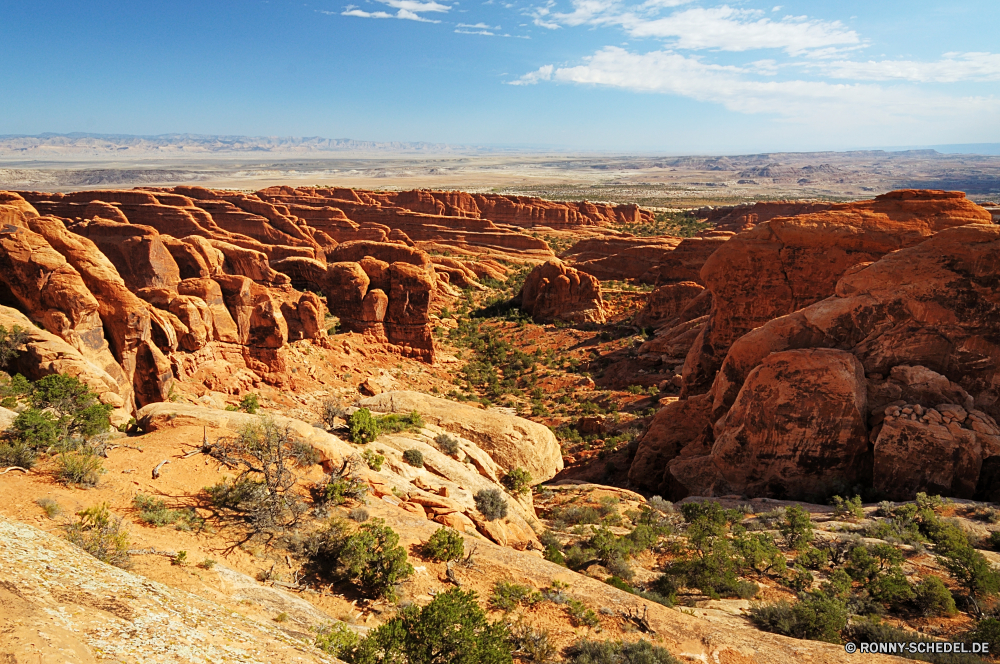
[0,466,28,475]
[444,562,462,586]
[152,459,170,479]
[621,605,655,634]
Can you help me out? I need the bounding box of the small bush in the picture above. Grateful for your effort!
[565,639,681,664]
[435,432,461,457]
[779,505,815,550]
[172,550,188,566]
[502,468,532,495]
[831,495,864,521]
[11,408,60,451]
[377,411,425,435]
[65,503,130,568]
[0,441,37,468]
[323,475,369,506]
[425,527,465,562]
[239,393,260,414]
[133,493,183,526]
[508,621,556,663]
[199,558,217,569]
[795,546,830,570]
[749,592,847,644]
[339,518,414,599]
[475,488,508,521]
[403,448,424,467]
[490,580,537,612]
[348,408,380,444]
[36,497,62,519]
[315,622,360,658]
[57,450,103,486]
[349,507,370,523]
[361,448,384,471]
[349,588,511,664]
[566,599,601,628]
[914,575,957,617]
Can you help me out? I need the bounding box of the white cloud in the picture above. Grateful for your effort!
[457,21,499,28]
[510,46,1000,127]
[522,2,861,55]
[821,52,1000,83]
[339,0,450,22]
[456,28,495,34]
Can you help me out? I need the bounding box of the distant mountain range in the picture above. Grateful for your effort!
[0,132,486,157]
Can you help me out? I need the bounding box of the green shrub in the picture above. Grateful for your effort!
[435,432,461,456]
[475,488,508,521]
[831,495,865,521]
[914,575,957,617]
[348,408,380,444]
[964,618,1000,657]
[403,448,424,467]
[749,592,847,644]
[36,497,62,519]
[238,393,259,413]
[0,440,37,468]
[566,599,601,628]
[735,531,787,577]
[323,475,369,505]
[795,547,830,570]
[348,588,511,664]
[315,622,360,658]
[565,639,680,664]
[779,505,815,550]
[938,540,1000,605]
[57,450,103,486]
[361,448,384,471]
[425,527,464,562]
[65,503,130,568]
[378,411,425,435]
[11,408,60,450]
[847,618,985,664]
[502,468,532,495]
[0,324,27,368]
[30,374,112,439]
[550,505,601,528]
[133,493,183,526]
[339,518,413,599]
[490,580,537,612]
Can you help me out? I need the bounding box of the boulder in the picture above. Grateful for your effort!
[518,260,606,324]
[670,349,869,499]
[358,391,563,482]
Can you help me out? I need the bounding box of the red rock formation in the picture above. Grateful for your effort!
[561,235,727,285]
[630,209,1000,501]
[634,282,707,329]
[694,201,833,234]
[517,260,606,324]
[681,190,993,397]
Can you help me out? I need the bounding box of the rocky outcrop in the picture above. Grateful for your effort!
[629,192,999,500]
[681,189,994,397]
[357,391,564,483]
[517,260,606,324]
[634,281,707,329]
[695,201,833,234]
[561,235,727,285]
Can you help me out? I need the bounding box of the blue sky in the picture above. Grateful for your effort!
[2,0,999,152]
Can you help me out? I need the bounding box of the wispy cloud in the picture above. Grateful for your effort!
[820,52,1000,83]
[338,0,451,22]
[457,21,499,28]
[526,2,861,55]
[510,46,1000,128]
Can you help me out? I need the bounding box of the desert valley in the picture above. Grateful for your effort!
[0,164,999,664]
